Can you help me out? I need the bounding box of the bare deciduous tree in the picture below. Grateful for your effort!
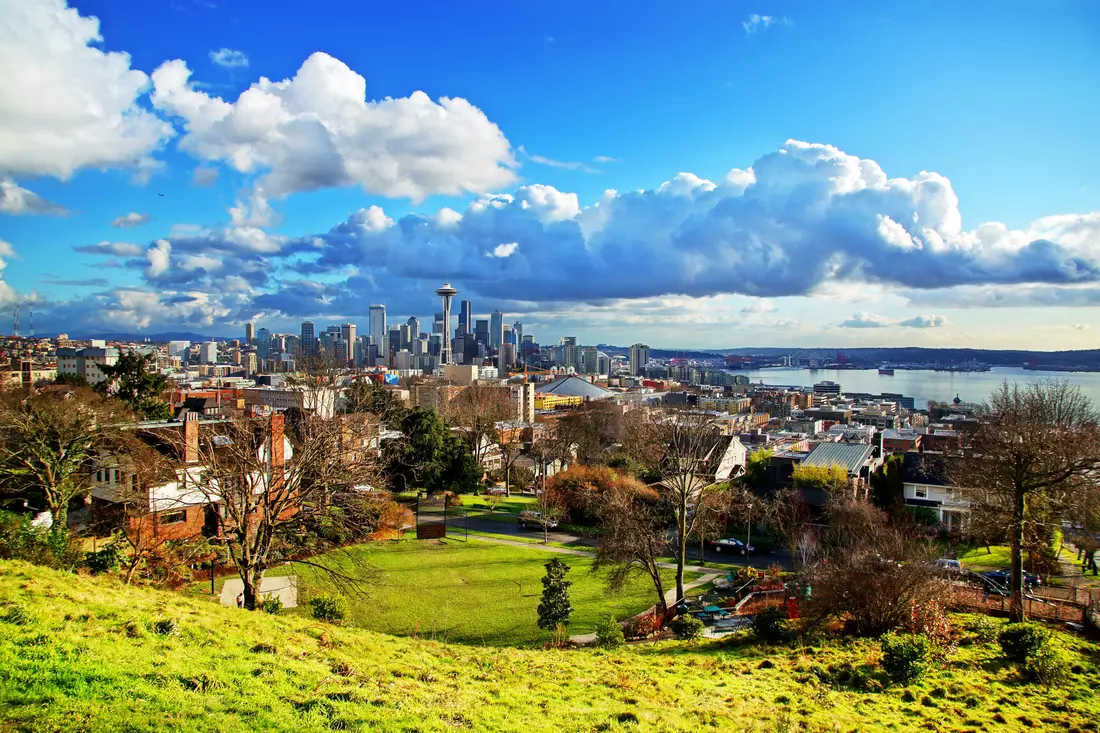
[443,384,515,468]
[593,484,670,616]
[175,411,379,609]
[0,387,130,528]
[952,380,1100,621]
[629,408,729,602]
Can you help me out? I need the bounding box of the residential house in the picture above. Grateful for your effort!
[901,452,968,530]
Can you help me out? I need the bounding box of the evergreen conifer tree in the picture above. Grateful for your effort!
[536,558,573,631]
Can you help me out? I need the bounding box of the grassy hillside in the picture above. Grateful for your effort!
[2,560,1100,732]
[286,539,694,645]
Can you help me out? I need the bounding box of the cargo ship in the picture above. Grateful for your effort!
[878,367,895,375]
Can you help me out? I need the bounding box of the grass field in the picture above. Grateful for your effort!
[288,539,691,645]
[958,545,1013,571]
[3,560,1100,733]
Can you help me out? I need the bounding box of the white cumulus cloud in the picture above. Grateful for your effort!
[840,312,895,329]
[0,179,66,215]
[0,0,174,180]
[209,48,248,69]
[111,212,151,228]
[0,238,16,305]
[900,314,949,328]
[150,51,516,201]
[145,240,172,277]
[488,242,519,258]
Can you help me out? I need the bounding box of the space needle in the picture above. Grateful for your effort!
[434,282,458,365]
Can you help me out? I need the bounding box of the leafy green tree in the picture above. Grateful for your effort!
[52,372,89,388]
[386,408,448,492]
[536,558,573,631]
[745,448,773,489]
[344,379,408,427]
[436,433,482,494]
[96,351,171,420]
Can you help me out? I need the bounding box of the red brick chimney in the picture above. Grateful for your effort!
[183,413,200,463]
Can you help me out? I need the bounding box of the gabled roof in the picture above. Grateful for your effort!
[802,442,875,475]
[534,376,613,400]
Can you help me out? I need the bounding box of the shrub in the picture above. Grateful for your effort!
[998,623,1049,664]
[1022,644,1069,685]
[623,613,661,639]
[308,594,348,623]
[669,614,705,640]
[880,632,932,684]
[258,594,283,615]
[84,541,122,575]
[969,615,999,643]
[906,599,952,644]
[594,615,625,649]
[752,605,788,643]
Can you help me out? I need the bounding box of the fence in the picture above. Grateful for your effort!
[950,585,1087,623]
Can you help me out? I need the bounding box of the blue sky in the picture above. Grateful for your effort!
[0,0,1098,348]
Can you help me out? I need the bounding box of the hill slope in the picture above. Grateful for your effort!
[1,561,1098,732]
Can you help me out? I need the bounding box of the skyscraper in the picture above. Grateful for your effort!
[300,321,316,356]
[458,300,472,335]
[340,323,356,345]
[434,282,458,365]
[406,316,419,348]
[257,328,272,360]
[368,305,386,346]
[512,321,522,345]
[474,319,489,346]
[490,310,504,348]
[630,343,650,376]
[245,322,255,343]
[583,346,598,374]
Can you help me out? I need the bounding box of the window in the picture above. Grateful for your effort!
[914,486,928,499]
[161,510,187,525]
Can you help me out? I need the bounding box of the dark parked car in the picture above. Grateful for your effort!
[707,537,754,554]
[980,569,1041,594]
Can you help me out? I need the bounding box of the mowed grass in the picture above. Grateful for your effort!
[290,539,690,645]
[958,545,1013,571]
[3,561,1100,733]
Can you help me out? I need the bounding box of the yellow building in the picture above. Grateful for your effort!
[534,392,584,410]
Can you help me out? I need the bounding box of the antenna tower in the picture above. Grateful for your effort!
[27,304,33,338]
[11,304,18,337]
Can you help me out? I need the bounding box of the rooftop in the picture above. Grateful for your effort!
[534,375,614,400]
[802,442,876,475]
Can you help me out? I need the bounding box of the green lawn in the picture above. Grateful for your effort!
[289,539,689,645]
[4,561,1100,733]
[958,545,1013,571]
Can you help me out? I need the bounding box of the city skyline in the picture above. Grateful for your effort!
[1,1,1099,350]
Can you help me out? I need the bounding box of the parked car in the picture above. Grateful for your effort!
[979,569,1041,594]
[933,558,963,574]
[517,511,558,530]
[707,537,755,554]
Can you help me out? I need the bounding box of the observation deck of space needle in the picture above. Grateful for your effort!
[434,282,459,366]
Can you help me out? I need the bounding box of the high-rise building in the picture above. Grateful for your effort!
[340,323,356,346]
[368,305,386,346]
[630,343,650,376]
[433,312,444,334]
[300,322,316,355]
[458,300,472,335]
[257,328,272,360]
[512,321,522,345]
[245,322,255,344]
[474,319,489,346]
[200,341,218,364]
[434,282,458,365]
[583,346,599,374]
[405,317,419,349]
[490,310,504,348]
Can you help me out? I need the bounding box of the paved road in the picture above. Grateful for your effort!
[458,512,793,571]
